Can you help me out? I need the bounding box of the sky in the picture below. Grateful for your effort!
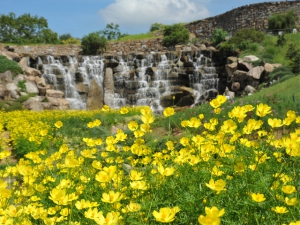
[1,0,283,38]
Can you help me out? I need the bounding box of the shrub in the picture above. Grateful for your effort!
[229,28,265,45]
[162,23,189,47]
[211,28,228,46]
[0,55,23,75]
[268,66,294,80]
[17,80,26,92]
[150,23,164,32]
[81,32,107,55]
[276,33,286,47]
[268,10,298,30]
[62,37,81,45]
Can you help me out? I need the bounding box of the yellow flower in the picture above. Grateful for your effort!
[130,181,148,190]
[163,107,175,117]
[205,206,225,217]
[256,103,272,117]
[285,197,298,206]
[289,221,300,225]
[54,121,63,128]
[268,118,283,128]
[214,108,221,114]
[251,193,266,203]
[75,199,91,210]
[49,188,69,205]
[157,164,175,176]
[95,171,112,183]
[140,106,152,115]
[84,207,103,220]
[129,170,144,181]
[152,206,180,223]
[205,179,227,194]
[120,107,129,114]
[198,215,220,225]
[128,121,139,131]
[125,202,142,212]
[94,211,120,225]
[141,114,155,124]
[101,191,123,203]
[272,206,288,214]
[102,105,110,111]
[282,185,296,194]
[6,205,23,217]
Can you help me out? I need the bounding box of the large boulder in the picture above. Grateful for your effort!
[6,83,20,99]
[23,96,45,111]
[25,81,39,94]
[243,55,259,62]
[18,57,42,76]
[46,89,65,98]
[104,68,114,108]
[46,97,70,110]
[86,79,103,110]
[0,48,21,62]
[0,71,13,83]
[247,66,265,79]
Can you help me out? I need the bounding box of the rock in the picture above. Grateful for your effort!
[76,83,88,93]
[23,96,45,111]
[244,85,256,94]
[247,66,264,79]
[176,95,195,107]
[264,63,282,73]
[46,89,65,98]
[225,63,237,80]
[13,74,26,85]
[46,97,70,109]
[233,70,248,82]
[243,55,259,62]
[0,84,11,100]
[35,76,46,87]
[18,57,42,76]
[199,44,207,51]
[237,60,253,71]
[207,46,216,51]
[231,82,241,92]
[86,79,103,110]
[25,81,39,94]
[6,83,20,99]
[227,56,237,64]
[0,71,13,83]
[104,68,114,108]
[1,50,21,62]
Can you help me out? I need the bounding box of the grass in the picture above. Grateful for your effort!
[240,33,300,66]
[110,32,159,42]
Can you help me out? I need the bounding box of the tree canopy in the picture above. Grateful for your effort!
[0,12,59,44]
[162,23,189,47]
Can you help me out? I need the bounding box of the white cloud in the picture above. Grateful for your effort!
[99,0,210,33]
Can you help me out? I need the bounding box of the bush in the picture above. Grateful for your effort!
[150,23,164,32]
[211,28,228,46]
[163,24,189,47]
[81,32,107,55]
[268,66,294,80]
[276,33,286,47]
[268,10,298,30]
[0,55,23,75]
[229,28,265,45]
[62,37,81,45]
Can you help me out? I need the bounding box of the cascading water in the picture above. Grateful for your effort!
[39,55,86,109]
[190,51,219,104]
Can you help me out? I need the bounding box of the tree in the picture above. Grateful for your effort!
[268,10,298,31]
[0,12,58,44]
[100,23,121,40]
[162,23,189,47]
[150,23,164,32]
[59,33,72,41]
[211,28,228,46]
[81,32,107,55]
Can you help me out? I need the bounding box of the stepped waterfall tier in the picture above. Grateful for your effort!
[31,50,222,112]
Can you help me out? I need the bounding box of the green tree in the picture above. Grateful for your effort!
[100,23,121,40]
[162,23,189,47]
[59,33,72,41]
[0,12,58,44]
[150,23,164,32]
[268,10,298,30]
[211,28,228,46]
[81,31,107,55]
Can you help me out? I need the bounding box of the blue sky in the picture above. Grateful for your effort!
[1,0,281,38]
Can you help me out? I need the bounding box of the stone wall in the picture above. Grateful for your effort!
[11,44,82,56]
[186,1,300,39]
